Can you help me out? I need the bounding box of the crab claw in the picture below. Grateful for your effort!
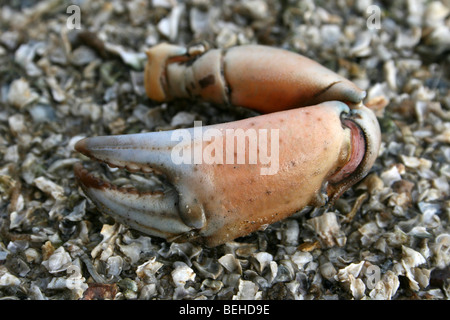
[144,43,367,112]
[74,101,380,246]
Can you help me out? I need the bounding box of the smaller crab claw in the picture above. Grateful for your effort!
[74,101,380,247]
[144,43,367,112]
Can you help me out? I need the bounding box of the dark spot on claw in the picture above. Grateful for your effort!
[198,74,215,88]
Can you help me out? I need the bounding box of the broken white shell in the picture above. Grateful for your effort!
[171,262,196,287]
[307,211,346,247]
[368,270,399,300]
[42,246,72,274]
[232,279,262,300]
[136,257,163,283]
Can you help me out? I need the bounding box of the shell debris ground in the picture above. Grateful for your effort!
[0,0,449,300]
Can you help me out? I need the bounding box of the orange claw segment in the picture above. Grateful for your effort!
[223,45,366,112]
[189,102,353,245]
[166,48,228,104]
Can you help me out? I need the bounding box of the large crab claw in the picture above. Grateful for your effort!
[74,101,380,247]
